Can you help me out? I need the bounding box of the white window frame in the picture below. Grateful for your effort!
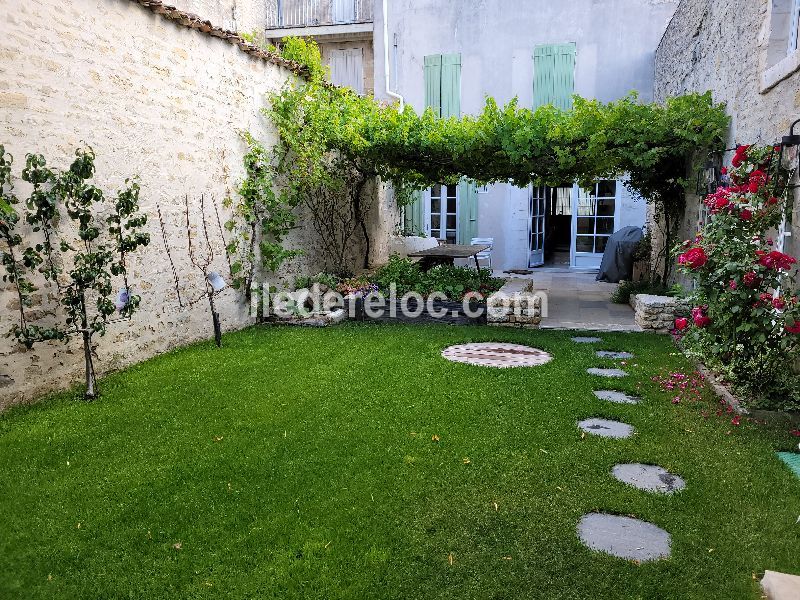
[790,0,800,53]
[571,180,621,270]
[426,184,459,244]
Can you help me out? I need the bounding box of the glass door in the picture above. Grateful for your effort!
[428,184,458,244]
[529,185,546,267]
[572,180,618,269]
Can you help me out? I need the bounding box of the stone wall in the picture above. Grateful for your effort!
[630,294,689,333]
[487,279,542,328]
[653,0,800,279]
[0,0,395,408]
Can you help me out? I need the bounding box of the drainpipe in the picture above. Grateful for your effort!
[382,0,404,110]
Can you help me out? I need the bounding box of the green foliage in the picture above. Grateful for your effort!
[267,38,728,281]
[677,145,800,410]
[0,145,150,397]
[610,280,670,304]
[224,131,301,293]
[371,255,503,300]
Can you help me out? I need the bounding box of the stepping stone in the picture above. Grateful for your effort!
[572,336,602,343]
[593,390,640,404]
[578,418,635,439]
[577,513,671,562]
[441,343,552,368]
[596,351,633,360]
[587,368,628,378]
[612,463,686,494]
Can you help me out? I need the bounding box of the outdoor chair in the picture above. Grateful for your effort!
[470,237,494,270]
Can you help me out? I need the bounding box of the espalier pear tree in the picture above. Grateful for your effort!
[0,145,150,399]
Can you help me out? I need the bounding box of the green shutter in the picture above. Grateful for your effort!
[424,55,442,117]
[457,180,478,244]
[403,190,425,236]
[440,54,461,119]
[533,43,576,110]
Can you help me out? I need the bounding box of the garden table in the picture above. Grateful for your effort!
[407,244,490,272]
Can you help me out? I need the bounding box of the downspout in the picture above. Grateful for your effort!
[382,0,404,110]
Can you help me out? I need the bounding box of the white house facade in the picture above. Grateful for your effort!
[372,0,679,271]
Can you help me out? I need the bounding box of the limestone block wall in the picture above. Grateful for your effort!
[652,0,800,277]
[0,0,395,408]
[487,279,542,328]
[630,294,689,333]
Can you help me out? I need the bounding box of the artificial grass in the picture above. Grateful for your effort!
[1,324,798,599]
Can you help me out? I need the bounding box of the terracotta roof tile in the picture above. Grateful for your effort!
[130,0,311,78]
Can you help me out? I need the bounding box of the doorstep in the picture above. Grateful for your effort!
[762,571,800,600]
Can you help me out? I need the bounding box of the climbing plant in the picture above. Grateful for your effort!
[224,131,300,294]
[0,145,150,399]
[267,38,729,281]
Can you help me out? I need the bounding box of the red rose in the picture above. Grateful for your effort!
[720,167,728,175]
[740,209,753,220]
[691,306,711,328]
[785,322,800,334]
[743,271,760,288]
[674,317,689,331]
[758,250,797,270]
[729,280,737,290]
[679,247,708,270]
[731,145,750,168]
[773,297,786,310]
[767,196,779,205]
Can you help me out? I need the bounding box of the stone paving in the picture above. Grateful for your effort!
[440,343,552,368]
[572,335,681,562]
[612,463,686,494]
[577,418,635,439]
[596,351,634,360]
[593,390,640,404]
[577,514,672,562]
[587,367,628,378]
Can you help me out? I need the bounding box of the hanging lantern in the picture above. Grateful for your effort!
[695,154,721,197]
[114,288,130,312]
[779,118,800,172]
[207,271,227,292]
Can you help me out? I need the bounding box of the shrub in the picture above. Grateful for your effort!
[676,145,800,411]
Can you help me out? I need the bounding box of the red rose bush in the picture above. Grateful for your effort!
[676,145,800,409]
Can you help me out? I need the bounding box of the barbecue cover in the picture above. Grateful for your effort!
[596,226,644,283]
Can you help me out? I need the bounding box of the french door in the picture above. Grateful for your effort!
[427,184,459,244]
[572,180,619,269]
[529,185,546,267]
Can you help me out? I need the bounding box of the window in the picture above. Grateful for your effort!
[429,184,458,244]
[791,0,800,53]
[328,48,364,95]
[575,181,617,255]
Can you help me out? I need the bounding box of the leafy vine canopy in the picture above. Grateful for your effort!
[269,38,730,205]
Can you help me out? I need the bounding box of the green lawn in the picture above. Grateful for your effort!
[1,324,798,599]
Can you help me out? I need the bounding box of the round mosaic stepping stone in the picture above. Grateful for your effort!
[441,343,552,368]
[578,418,635,439]
[578,513,671,562]
[596,351,634,360]
[572,336,602,343]
[593,390,640,404]
[587,367,628,378]
[612,463,686,494]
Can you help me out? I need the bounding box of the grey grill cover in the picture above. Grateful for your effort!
[596,226,644,283]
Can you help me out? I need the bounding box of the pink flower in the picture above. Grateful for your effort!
[731,415,741,426]
[728,280,737,290]
[691,306,711,328]
[772,297,786,310]
[674,317,689,331]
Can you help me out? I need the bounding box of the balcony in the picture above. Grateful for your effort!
[268,0,374,30]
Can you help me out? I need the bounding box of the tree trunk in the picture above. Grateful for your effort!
[82,329,97,400]
[209,294,222,348]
